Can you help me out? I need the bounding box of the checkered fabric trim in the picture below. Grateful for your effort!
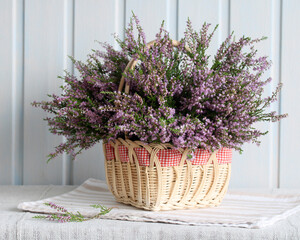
[157,149,182,167]
[216,148,232,164]
[134,148,150,166]
[108,144,231,166]
[192,149,211,165]
[118,145,130,162]
[134,148,182,167]
[105,144,115,161]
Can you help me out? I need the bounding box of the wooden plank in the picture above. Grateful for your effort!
[126,0,177,40]
[279,0,300,188]
[61,0,75,185]
[269,0,281,188]
[72,0,125,185]
[229,0,280,188]
[11,0,25,185]
[0,0,13,184]
[178,0,229,58]
[23,0,65,184]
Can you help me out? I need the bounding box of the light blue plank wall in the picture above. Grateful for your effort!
[0,0,298,188]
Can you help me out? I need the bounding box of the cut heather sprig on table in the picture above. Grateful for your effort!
[32,14,287,161]
[33,202,112,223]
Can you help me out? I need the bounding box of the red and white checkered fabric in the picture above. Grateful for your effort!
[105,144,115,160]
[107,144,232,166]
[118,145,130,162]
[134,148,182,167]
[216,148,232,164]
[157,149,182,167]
[134,148,150,166]
[192,149,211,165]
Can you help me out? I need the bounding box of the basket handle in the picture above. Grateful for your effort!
[118,39,187,94]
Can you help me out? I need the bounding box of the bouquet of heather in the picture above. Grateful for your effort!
[33,15,286,211]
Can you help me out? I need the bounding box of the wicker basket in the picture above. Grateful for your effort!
[103,40,232,211]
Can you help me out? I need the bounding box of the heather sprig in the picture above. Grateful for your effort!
[33,14,287,160]
[33,202,112,223]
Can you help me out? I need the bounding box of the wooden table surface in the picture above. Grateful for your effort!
[1,185,300,240]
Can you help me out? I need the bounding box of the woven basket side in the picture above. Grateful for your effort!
[104,138,231,211]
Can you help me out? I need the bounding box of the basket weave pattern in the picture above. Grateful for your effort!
[104,138,231,211]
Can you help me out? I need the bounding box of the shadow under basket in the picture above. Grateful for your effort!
[103,138,232,211]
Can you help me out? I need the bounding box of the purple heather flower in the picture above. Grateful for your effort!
[47,202,67,212]
[32,14,286,160]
